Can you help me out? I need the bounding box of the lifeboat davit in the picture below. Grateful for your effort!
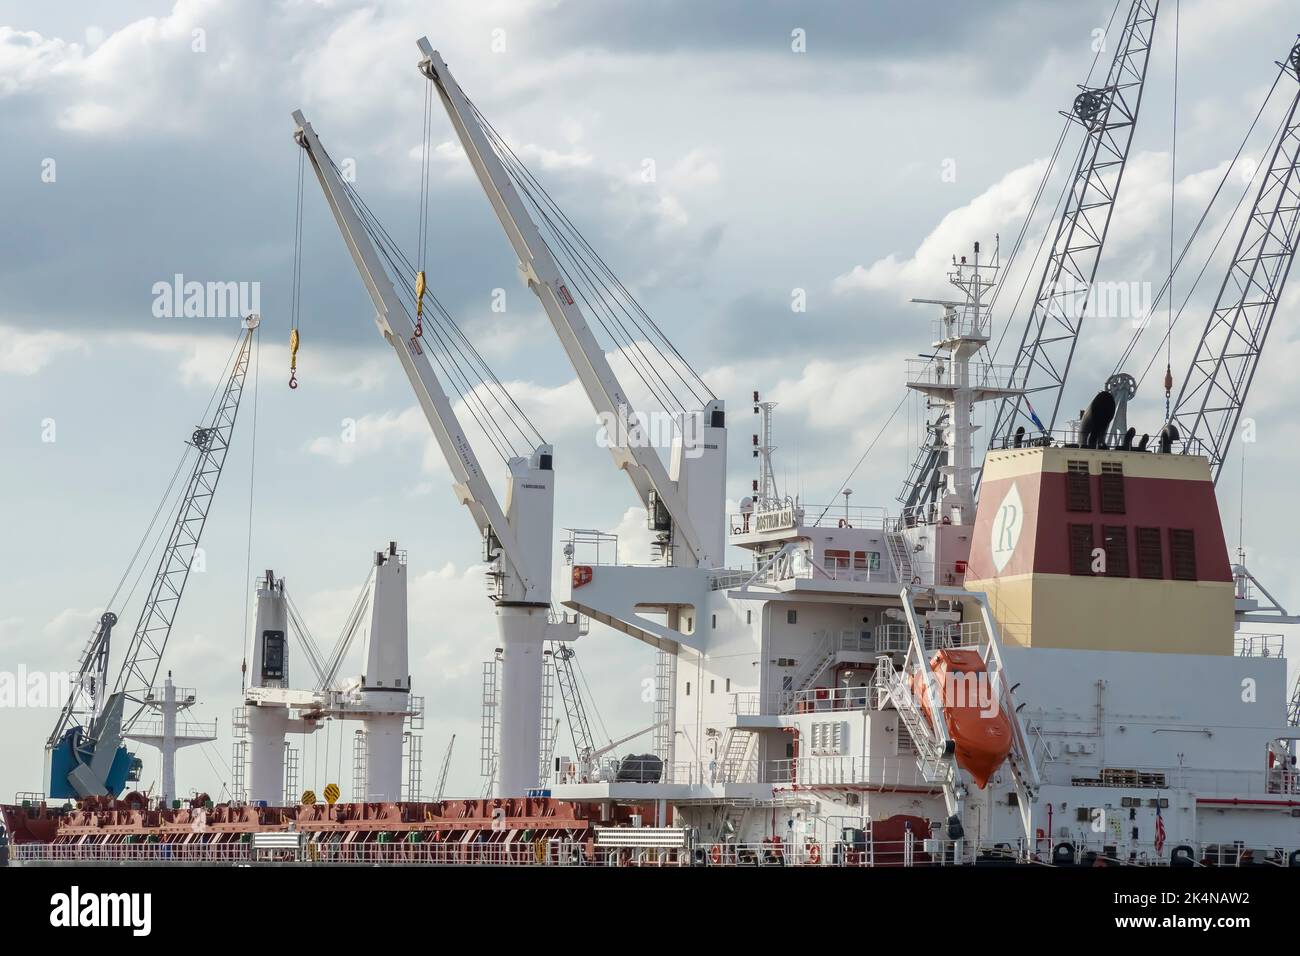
[911,648,1011,788]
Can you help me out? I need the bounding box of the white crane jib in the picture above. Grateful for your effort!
[292,110,549,605]
[292,109,572,796]
[416,38,727,569]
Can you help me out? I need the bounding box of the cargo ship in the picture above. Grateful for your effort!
[5,10,1300,867]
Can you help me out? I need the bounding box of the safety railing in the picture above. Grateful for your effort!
[905,358,1025,391]
[1235,633,1285,658]
[991,428,1207,457]
[126,718,219,739]
[732,684,880,717]
[12,835,1298,867]
[764,755,935,789]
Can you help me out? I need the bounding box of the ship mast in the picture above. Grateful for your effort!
[905,242,1022,527]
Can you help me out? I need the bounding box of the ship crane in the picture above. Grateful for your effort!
[900,0,1160,511]
[45,316,259,799]
[434,735,455,802]
[1166,40,1300,483]
[415,38,727,570]
[291,110,578,797]
[986,0,1159,447]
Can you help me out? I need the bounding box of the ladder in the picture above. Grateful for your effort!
[538,651,556,785]
[886,531,916,584]
[283,744,300,803]
[403,732,423,802]
[653,651,674,762]
[230,706,248,803]
[1288,672,1300,727]
[480,658,499,778]
[352,730,367,802]
[873,662,952,786]
[719,728,755,783]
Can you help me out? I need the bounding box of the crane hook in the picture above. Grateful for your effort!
[415,270,427,338]
[289,328,300,390]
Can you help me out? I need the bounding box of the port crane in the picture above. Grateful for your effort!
[291,109,578,797]
[45,315,259,798]
[416,38,727,570]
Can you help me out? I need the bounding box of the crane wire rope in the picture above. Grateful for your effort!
[240,323,261,692]
[333,160,545,460]
[465,97,714,413]
[1110,59,1290,383]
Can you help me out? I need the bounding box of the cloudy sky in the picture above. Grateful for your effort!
[3,0,1299,801]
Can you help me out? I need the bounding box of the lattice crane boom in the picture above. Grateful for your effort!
[987,0,1159,446]
[1169,41,1300,482]
[46,316,258,798]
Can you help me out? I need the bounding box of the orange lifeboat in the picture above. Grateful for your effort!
[910,648,1011,788]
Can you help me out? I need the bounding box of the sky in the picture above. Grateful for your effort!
[2,0,1299,803]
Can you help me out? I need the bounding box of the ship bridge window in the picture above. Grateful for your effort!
[855,551,881,571]
[1066,461,1092,512]
[1136,527,1163,579]
[825,548,850,571]
[1170,529,1197,580]
[1068,524,1095,575]
[1101,526,1130,577]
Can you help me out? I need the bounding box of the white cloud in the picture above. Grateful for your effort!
[305,405,434,467]
[833,158,1048,296]
[0,326,88,375]
[0,26,80,97]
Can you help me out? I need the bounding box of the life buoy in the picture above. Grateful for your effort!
[807,842,821,864]
[710,843,722,865]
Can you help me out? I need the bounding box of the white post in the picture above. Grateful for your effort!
[495,605,548,796]
[359,544,412,802]
[161,677,176,805]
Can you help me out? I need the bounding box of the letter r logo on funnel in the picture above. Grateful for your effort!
[990,483,1023,573]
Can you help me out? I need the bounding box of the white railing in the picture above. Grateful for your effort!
[126,718,219,740]
[13,842,252,863]
[12,835,1297,868]
[1235,633,1285,658]
[905,358,1025,391]
[800,505,893,531]
[764,755,934,789]
[878,622,982,654]
[733,685,880,717]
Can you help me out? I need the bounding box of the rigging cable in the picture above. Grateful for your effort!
[335,162,544,460]
[467,98,714,412]
[1165,0,1180,420]
[240,324,261,695]
[1111,60,1290,381]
